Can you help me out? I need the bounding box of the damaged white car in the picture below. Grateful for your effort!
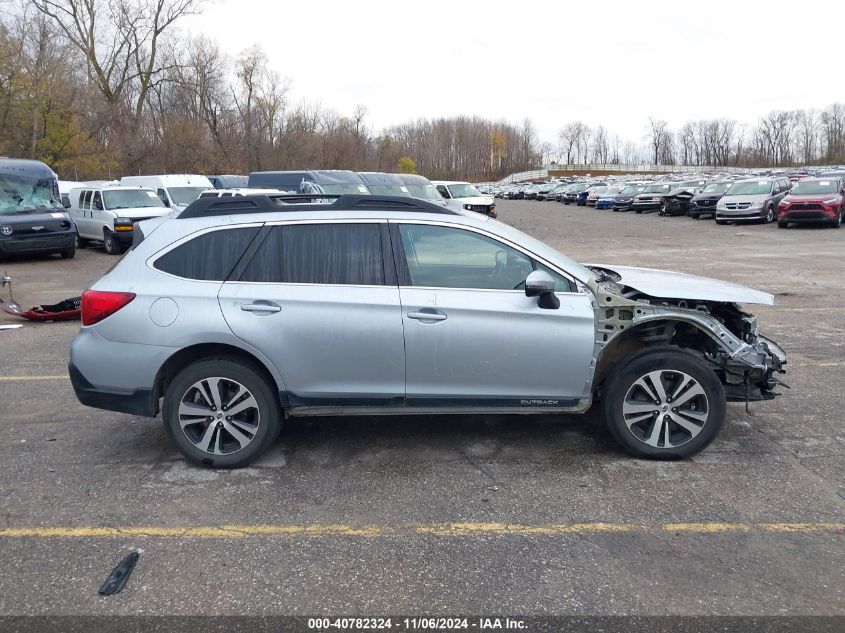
[69,195,787,467]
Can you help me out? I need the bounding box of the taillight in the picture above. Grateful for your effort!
[81,290,136,326]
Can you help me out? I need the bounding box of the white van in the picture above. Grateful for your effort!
[119,174,213,212]
[68,184,171,254]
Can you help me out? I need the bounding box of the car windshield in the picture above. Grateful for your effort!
[367,185,411,196]
[620,186,642,195]
[602,187,623,196]
[404,184,444,201]
[589,187,608,195]
[678,181,704,188]
[168,186,210,206]
[726,181,772,196]
[103,189,166,210]
[0,174,62,215]
[702,182,731,193]
[448,184,483,198]
[643,184,671,193]
[789,180,839,195]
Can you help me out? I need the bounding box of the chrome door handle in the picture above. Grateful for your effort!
[241,301,281,314]
[407,310,447,322]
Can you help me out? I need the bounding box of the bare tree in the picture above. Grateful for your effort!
[33,0,200,127]
[646,117,668,164]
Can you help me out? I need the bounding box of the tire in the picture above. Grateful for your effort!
[75,234,89,249]
[777,221,788,228]
[764,205,775,223]
[60,246,76,259]
[715,218,727,225]
[689,213,700,220]
[162,358,281,468]
[833,213,842,228]
[103,228,124,255]
[601,348,726,460]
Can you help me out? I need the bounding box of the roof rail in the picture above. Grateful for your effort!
[177,193,459,219]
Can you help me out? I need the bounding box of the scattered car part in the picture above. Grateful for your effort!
[98,551,139,596]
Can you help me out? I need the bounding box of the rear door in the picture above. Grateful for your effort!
[392,221,595,408]
[218,220,406,409]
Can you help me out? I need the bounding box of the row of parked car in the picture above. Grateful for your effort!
[0,160,497,259]
[501,171,845,227]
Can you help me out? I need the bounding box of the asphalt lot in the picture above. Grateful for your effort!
[0,200,843,617]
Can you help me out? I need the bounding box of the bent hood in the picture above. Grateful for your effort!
[588,264,774,305]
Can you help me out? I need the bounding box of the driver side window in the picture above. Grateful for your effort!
[436,185,451,199]
[398,224,552,291]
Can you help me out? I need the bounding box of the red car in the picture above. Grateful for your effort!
[777,177,845,228]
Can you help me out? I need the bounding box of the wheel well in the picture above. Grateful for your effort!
[152,343,280,415]
[593,319,719,392]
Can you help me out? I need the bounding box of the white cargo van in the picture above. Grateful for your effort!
[119,174,213,212]
[68,184,171,254]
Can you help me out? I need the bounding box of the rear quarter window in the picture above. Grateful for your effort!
[154,227,260,281]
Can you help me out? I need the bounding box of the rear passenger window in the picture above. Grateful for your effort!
[81,190,91,210]
[154,227,260,281]
[239,223,384,285]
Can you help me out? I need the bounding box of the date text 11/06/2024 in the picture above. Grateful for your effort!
[307,617,527,630]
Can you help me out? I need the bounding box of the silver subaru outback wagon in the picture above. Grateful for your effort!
[69,194,787,468]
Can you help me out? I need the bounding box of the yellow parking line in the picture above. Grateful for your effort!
[0,522,841,539]
[0,375,69,381]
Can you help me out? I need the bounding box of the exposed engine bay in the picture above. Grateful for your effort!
[584,266,787,404]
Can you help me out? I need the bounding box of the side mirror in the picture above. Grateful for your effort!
[62,197,70,209]
[525,270,559,310]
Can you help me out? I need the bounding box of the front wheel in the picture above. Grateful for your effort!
[601,348,726,460]
[60,246,76,259]
[764,206,775,223]
[163,358,281,468]
[103,229,124,255]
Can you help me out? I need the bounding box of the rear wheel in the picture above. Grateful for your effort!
[601,348,726,460]
[163,358,281,468]
[103,228,124,255]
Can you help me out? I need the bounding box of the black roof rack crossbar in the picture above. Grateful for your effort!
[178,194,459,218]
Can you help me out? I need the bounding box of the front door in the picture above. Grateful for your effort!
[392,222,595,408]
[218,221,406,409]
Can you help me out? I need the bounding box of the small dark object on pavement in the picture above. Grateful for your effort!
[98,551,139,596]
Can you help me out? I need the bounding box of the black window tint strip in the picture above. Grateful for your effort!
[154,227,261,281]
[239,223,385,286]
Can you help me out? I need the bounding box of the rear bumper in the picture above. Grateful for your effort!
[69,362,156,417]
[68,327,174,418]
[0,232,75,255]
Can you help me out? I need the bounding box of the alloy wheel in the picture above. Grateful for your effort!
[622,370,709,449]
[178,377,260,455]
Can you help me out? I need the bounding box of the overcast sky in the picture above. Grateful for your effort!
[184,0,839,145]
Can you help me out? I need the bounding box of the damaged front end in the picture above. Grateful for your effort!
[584,269,787,405]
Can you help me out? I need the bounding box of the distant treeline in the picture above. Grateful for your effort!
[0,2,540,181]
[1,2,843,183]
